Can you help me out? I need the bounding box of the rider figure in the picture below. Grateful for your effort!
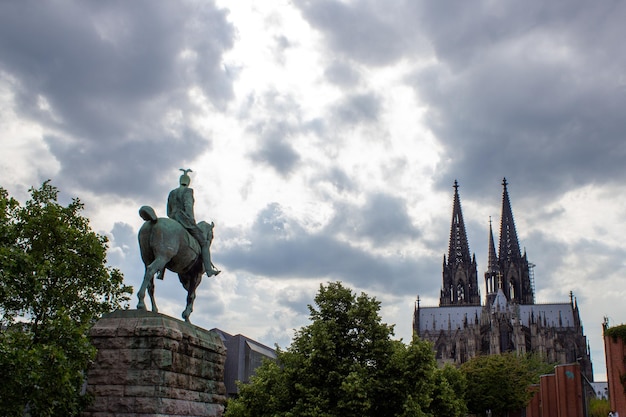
[167,169,220,277]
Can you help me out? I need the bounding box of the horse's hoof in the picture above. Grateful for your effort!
[137,304,146,310]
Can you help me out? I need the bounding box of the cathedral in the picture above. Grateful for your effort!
[413,179,593,380]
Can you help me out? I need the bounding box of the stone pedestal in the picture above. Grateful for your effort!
[82,309,226,417]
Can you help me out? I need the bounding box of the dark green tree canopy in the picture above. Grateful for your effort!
[460,352,553,417]
[225,282,466,417]
[0,181,132,417]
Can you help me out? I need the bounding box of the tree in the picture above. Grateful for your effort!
[429,364,467,417]
[460,352,553,417]
[589,398,610,417]
[225,281,466,417]
[0,182,132,417]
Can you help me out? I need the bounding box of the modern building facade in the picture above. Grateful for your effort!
[413,179,593,380]
[211,329,277,398]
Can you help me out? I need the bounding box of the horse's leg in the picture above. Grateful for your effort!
[137,258,167,311]
[182,273,202,322]
[136,265,152,310]
[148,273,157,313]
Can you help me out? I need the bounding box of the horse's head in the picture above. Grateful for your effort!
[197,221,215,245]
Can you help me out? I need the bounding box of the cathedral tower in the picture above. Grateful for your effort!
[440,180,480,306]
[414,178,591,382]
[497,178,534,304]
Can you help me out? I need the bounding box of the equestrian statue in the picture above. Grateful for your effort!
[136,169,221,322]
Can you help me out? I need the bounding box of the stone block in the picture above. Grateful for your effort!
[93,384,124,397]
[82,309,226,417]
[132,397,160,414]
[151,349,174,369]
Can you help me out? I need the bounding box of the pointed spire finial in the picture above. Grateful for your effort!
[448,179,471,266]
[486,217,499,276]
[499,177,522,262]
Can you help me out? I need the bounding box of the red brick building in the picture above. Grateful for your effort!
[604,321,626,415]
[525,363,584,417]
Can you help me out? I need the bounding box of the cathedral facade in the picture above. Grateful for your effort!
[413,179,593,380]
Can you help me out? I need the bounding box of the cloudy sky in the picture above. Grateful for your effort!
[1,1,625,381]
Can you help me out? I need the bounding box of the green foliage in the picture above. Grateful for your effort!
[0,182,132,417]
[589,398,610,417]
[429,364,467,417]
[460,352,553,417]
[607,324,626,394]
[604,323,626,343]
[225,281,466,417]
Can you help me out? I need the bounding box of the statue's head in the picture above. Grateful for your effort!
[179,168,193,187]
[179,174,191,186]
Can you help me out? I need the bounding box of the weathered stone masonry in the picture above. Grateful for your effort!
[82,309,226,417]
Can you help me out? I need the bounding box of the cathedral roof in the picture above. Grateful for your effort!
[416,302,576,333]
[416,305,483,332]
[518,304,575,328]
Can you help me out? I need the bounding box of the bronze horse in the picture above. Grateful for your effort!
[136,206,214,322]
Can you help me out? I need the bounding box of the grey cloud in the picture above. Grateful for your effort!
[414,2,626,71]
[324,60,361,87]
[189,286,227,318]
[45,127,207,197]
[106,222,138,271]
[275,286,313,316]
[273,35,292,64]
[316,166,355,193]
[292,0,626,201]
[409,1,626,200]
[251,137,301,177]
[106,221,145,296]
[0,1,235,198]
[218,202,431,295]
[520,231,569,291]
[333,92,381,125]
[251,203,292,237]
[326,192,420,245]
[525,231,626,294]
[294,0,425,66]
[244,91,305,177]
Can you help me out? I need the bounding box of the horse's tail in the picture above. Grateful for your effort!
[139,205,158,223]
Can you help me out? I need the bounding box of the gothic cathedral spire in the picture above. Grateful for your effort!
[497,178,534,304]
[499,178,522,263]
[440,180,480,306]
[448,180,471,267]
[484,217,499,306]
